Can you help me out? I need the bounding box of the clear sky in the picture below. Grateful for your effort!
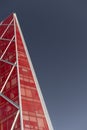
[0,0,87,130]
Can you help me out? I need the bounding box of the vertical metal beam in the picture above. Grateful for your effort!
[13,13,54,130]
[13,13,24,130]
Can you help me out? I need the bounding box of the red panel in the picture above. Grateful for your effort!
[3,25,14,39]
[3,41,16,63]
[0,97,17,130]
[0,25,8,37]
[0,61,12,90]
[0,40,10,57]
[2,14,14,25]
[0,14,14,38]
[3,67,19,105]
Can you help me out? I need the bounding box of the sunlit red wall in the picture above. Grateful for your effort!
[16,17,49,130]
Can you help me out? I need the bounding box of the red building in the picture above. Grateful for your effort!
[0,13,54,130]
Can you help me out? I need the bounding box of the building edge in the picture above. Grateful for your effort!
[13,14,24,130]
[13,13,54,130]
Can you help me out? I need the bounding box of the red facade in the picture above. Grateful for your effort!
[0,14,54,130]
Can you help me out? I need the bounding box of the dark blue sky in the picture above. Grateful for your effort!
[0,0,87,130]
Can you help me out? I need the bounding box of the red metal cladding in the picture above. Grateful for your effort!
[0,40,11,57]
[3,41,16,63]
[0,61,12,90]
[15,16,49,130]
[0,96,18,130]
[0,13,53,130]
[0,25,8,37]
[2,14,14,25]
